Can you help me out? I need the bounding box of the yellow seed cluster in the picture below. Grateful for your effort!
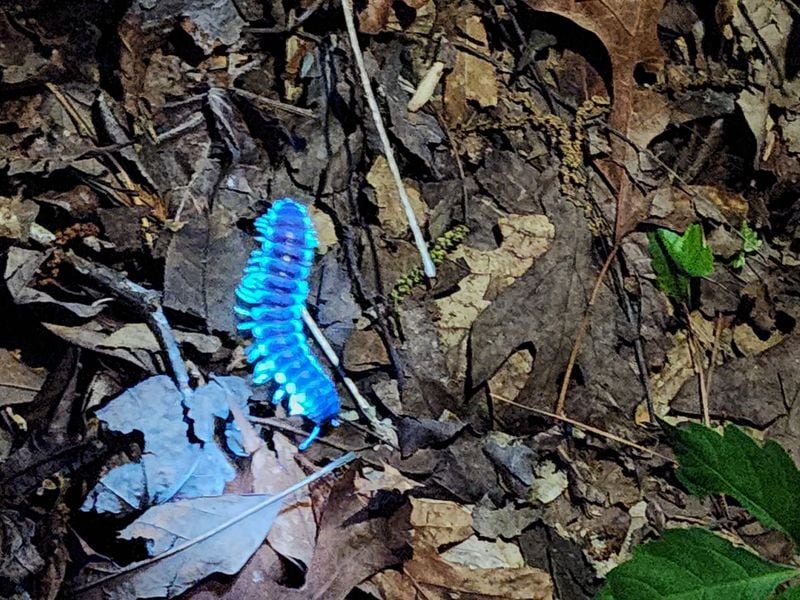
[390,224,469,304]
[503,93,611,235]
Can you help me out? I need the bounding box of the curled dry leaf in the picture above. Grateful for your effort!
[409,497,473,548]
[408,61,445,112]
[251,433,317,567]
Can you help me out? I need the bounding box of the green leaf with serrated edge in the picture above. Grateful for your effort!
[596,528,800,600]
[648,231,691,301]
[662,421,800,546]
[776,585,800,599]
[657,224,714,277]
[741,221,762,254]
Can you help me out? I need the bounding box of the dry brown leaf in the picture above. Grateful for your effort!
[732,324,784,356]
[435,214,554,378]
[344,329,391,372]
[386,0,436,34]
[405,545,553,600]
[406,497,548,599]
[488,348,534,405]
[358,0,393,34]
[356,464,422,494]
[637,330,693,424]
[367,156,428,238]
[401,0,431,8]
[408,61,445,112]
[444,16,498,124]
[285,36,315,102]
[251,433,317,566]
[440,535,525,568]
[409,497,473,549]
[638,312,727,424]
[359,569,417,600]
[689,185,749,223]
[524,0,667,239]
[299,468,410,599]
[0,196,39,241]
[0,348,46,407]
[308,205,337,252]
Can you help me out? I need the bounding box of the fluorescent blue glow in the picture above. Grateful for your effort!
[235,198,341,449]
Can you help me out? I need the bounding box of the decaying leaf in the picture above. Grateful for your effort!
[0,196,39,241]
[251,433,317,566]
[0,349,46,407]
[79,494,284,600]
[403,538,553,600]
[672,334,800,428]
[357,0,393,34]
[488,348,535,405]
[435,213,554,379]
[444,16,499,123]
[524,0,667,237]
[366,156,428,238]
[410,497,473,548]
[294,468,410,599]
[362,497,554,599]
[5,248,104,319]
[81,376,244,514]
[530,460,569,504]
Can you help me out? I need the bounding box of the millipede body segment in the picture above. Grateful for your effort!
[235,198,340,449]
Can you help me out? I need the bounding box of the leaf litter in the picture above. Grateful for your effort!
[0,0,800,598]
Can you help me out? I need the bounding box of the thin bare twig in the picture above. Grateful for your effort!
[63,252,191,395]
[555,244,619,416]
[302,309,399,449]
[340,0,436,277]
[230,88,318,119]
[609,252,655,421]
[682,305,710,427]
[491,393,674,463]
[248,416,363,453]
[705,313,725,400]
[45,83,94,138]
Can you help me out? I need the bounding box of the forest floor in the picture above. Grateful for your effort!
[1,0,800,599]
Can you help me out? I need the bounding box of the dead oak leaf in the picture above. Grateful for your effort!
[524,0,667,239]
[435,214,554,379]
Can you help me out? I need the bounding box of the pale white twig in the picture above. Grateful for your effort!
[302,309,399,448]
[340,0,436,278]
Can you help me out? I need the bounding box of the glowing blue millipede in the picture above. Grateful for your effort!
[235,198,340,449]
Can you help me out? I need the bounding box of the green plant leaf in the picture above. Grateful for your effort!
[597,528,800,600]
[741,221,762,254]
[647,224,714,301]
[775,585,800,599]
[647,231,691,301]
[658,224,714,277]
[662,421,800,545]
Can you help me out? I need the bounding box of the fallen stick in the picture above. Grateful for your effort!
[340,0,436,278]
